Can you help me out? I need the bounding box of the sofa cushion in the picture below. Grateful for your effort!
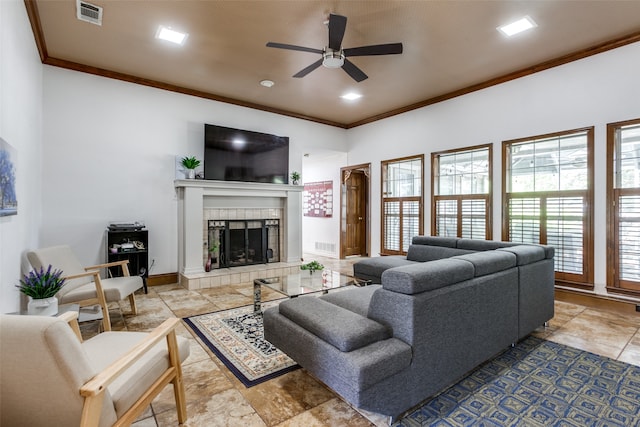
[411,236,459,248]
[452,251,517,277]
[456,239,520,251]
[320,285,382,317]
[497,245,545,265]
[82,331,190,419]
[353,256,415,282]
[278,297,391,352]
[381,258,475,294]
[406,244,473,262]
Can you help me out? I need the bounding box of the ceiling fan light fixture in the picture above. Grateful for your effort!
[497,16,537,37]
[323,49,345,68]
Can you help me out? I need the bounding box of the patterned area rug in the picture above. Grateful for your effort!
[397,336,640,426]
[183,303,298,387]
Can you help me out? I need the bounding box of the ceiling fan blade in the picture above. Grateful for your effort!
[342,58,368,82]
[343,43,403,57]
[293,58,324,78]
[266,42,323,55]
[328,14,347,51]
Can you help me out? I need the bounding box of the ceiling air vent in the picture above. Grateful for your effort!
[76,0,103,26]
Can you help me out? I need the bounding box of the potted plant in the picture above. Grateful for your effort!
[16,265,66,316]
[181,156,201,179]
[300,260,324,275]
[205,241,219,272]
[290,171,300,185]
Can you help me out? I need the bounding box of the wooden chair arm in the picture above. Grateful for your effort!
[63,270,106,297]
[80,317,181,397]
[59,311,83,342]
[85,260,130,271]
[60,270,108,327]
[85,260,131,277]
[64,270,102,281]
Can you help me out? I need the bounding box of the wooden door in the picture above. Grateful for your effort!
[344,170,367,256]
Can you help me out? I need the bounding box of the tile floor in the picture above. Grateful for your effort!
[82,256,640,427]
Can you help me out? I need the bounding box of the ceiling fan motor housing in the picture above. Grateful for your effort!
[323,48,345,68]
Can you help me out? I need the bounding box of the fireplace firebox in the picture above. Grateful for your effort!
[207,219,280,269]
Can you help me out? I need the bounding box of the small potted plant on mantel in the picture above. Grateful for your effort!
[290,171,301,185]
[16,265,66,316]
[181,156,201,179]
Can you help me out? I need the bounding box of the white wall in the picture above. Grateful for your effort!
[0,0,44,312]
[301,151,348,258]
[347,41,640,297]
[4,2,639,310]
[42,67,347,275]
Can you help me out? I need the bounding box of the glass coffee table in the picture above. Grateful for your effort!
[253,269,369,312]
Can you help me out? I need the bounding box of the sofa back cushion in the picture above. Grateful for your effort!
[381,258,475,295]
[411,236,459,248]
[451,251,517,277]
[456,239,520,251]
[406,244,474,262]
[456,239,554,259]
[497,245,545,265]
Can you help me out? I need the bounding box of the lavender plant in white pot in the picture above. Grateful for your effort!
[16,265,66,316]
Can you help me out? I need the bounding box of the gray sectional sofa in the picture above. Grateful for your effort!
[263,236,555,420]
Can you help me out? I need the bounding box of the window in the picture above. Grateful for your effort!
[432,144,492,239]
[502,128,594,288]
[607,118,640,296]
[381,155,423,255]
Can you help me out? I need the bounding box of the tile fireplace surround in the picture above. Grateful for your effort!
[175,180,303,290]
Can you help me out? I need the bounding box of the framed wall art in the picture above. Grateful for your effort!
[303,181,333,218]
[0,138,17,217]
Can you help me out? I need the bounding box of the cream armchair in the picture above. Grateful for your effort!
[28,245,144,331]
[0,312,189,427]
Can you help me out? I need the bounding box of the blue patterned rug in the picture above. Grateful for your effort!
[397,336,640,426]
[183,303,299,387]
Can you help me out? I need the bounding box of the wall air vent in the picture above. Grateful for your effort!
[76,0,103,26]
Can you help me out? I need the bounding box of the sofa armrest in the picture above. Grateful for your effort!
[278,297,391,352]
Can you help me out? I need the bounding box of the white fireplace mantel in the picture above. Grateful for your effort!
[175,180,303,278]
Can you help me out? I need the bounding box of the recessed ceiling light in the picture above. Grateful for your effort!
[260,79,275,88]
[155,25,188,45]
[341,92,362,101]
[497,16,537,37]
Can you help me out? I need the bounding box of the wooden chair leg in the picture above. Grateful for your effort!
[80,392,106,427]
[128,293,138,315]
[167,331,187,423]
[100,302,112,332]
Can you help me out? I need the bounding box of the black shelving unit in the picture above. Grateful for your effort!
[106,228,148,293]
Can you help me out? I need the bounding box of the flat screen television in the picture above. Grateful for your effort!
[204,124,289,184]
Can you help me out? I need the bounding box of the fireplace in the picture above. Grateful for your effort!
[175,180,303,290]
[208,219,280,268]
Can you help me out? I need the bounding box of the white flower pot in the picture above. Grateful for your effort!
[186,169,196,179]
[27,296,58,316]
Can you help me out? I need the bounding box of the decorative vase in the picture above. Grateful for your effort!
[186,169,196,179]
[27,296,58,316]
[205,253,212,272]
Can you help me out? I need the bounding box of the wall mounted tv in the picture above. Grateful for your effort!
[204,124,289,184]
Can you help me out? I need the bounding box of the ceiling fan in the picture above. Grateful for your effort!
[266,13,403,82]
